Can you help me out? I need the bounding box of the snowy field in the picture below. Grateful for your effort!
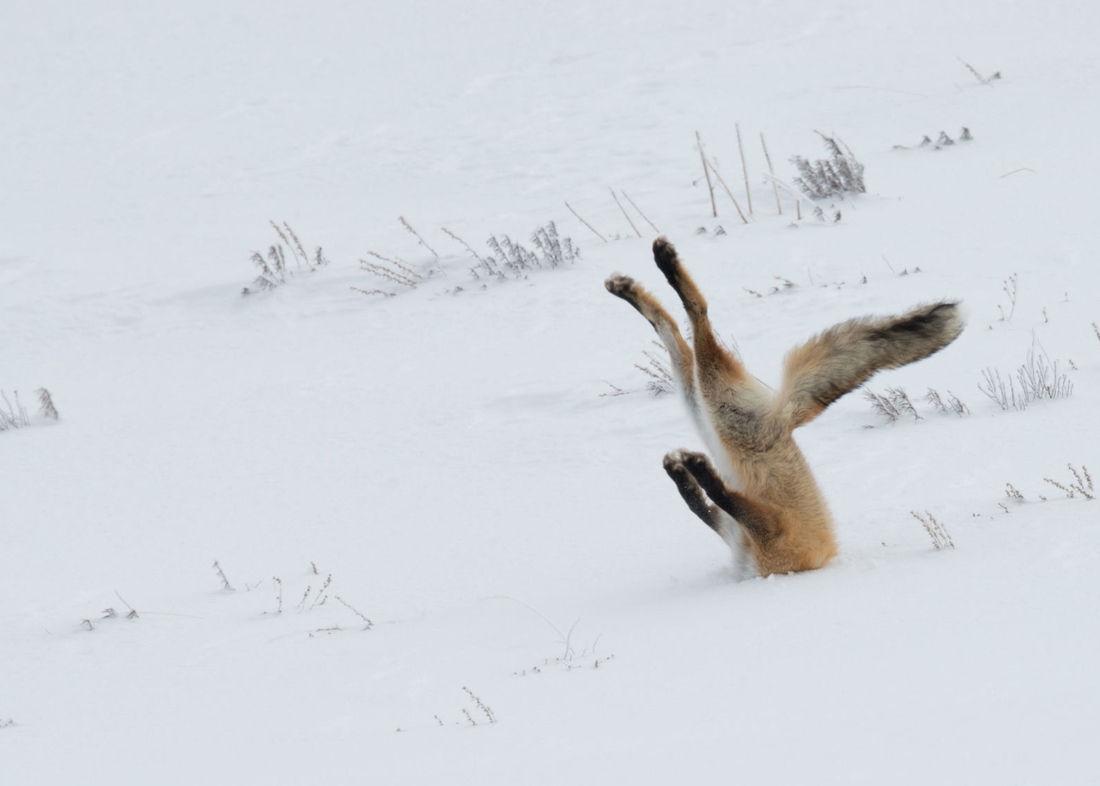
[4,1,1100,783]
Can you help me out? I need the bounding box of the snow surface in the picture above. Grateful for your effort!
[4,1,1100,783]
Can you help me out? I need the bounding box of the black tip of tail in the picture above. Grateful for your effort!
[871,301,965,358]
[893,302,962,338]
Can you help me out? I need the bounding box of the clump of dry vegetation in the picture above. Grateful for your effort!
[865,387,922,424]
[791,132,866,199]
[1,388,59,431]
[242,221,330,296]
[979,346,1072,412]
[912,510,954,550]
[925,388,969,416]
[1043,464,1094,501]
[472,221,578,281]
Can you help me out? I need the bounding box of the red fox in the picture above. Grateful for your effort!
[606,238,964,577]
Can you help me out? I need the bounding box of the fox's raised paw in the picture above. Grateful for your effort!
[662,451,687,476]
[676,450,714,478]
[605,274,639,301]
[652,236,682,282]
[664,449,711,475]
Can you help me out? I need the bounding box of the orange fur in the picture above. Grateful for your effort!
[607,238,964,577]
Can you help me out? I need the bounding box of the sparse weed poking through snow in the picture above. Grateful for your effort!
[260,566,372,633]
[791,132,866,200]
[242,221,330,295]
[912,511,954,550]
[635,342,674,396]
[433,688,497,728]
[272,576,283,613]
[441,227,488,266]
[36,388,59,420]
[358,250,427,297]
[0,391,58,433]
[212,560,235,591]
[979,346,1073,411]
[1043,464,1095,500]
[925,388,970,416]
[334,595,373,630]
[998,273,1018,322]
[0,390,30,431]
[78,592,139,631]
[865,387,922,424]
[462,687,497,725]
[867,385,969,424]
[399,216,440,259]
[114,591,139,619]
[867,385,970,424]
[958,57,1002,86]
[0,387,58,431]
[893,127,975,151]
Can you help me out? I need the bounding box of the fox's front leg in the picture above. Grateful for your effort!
[662,451,721,533]
[605,273,701,421]
[668,449,782,546]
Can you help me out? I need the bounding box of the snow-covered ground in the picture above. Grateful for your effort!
[4,1,1100,782]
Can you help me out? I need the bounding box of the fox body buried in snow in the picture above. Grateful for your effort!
[606,238,964,577]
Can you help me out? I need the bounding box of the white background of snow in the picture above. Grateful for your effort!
[3,0,1100,783]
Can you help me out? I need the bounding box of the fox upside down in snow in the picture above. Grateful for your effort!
[605,238,964,577]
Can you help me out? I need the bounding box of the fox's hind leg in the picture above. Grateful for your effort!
[668,449,783,546]
[605,274,704,427]
[650,237,745,392]
[650,238,776,452]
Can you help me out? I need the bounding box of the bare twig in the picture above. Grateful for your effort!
[273,577,283,613]
[621,190,660,233]
[564,201,607,242]
[399,216,439,259]
[610,188,641,237]
[334,595,373,630]
[704,157,749,224]
[761,173,804,219]
[736,123,753,216]
[441,227,486,263]
[696,131,717,218]
[113,591,139,619]
[760,133,781,215]
[309,574,332,610]
[283,222,310,268]
[351,287,396,298]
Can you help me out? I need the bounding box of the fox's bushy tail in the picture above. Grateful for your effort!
[777,302,965,428]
